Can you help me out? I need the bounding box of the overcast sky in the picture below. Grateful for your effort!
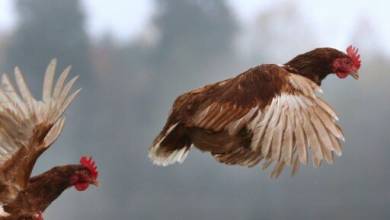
[0,0,389,52]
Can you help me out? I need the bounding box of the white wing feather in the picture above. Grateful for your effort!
[247,74,344,177]
[0,59,80,165]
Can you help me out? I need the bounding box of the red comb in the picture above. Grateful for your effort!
[346,45,361,69]
[80,156,98,179]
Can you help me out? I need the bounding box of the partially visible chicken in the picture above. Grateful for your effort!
[149,46,361,177]
[0,60,98,219]
[1,157,98,219]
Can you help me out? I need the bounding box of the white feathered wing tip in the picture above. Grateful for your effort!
[148,123,190,166]
[149,146,189,167]
[0,59,80,164]
[0,205,10,217]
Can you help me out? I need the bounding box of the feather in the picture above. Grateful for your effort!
[42,59,57,102]
[313,107,344,140]
[14,67,35,116]
[271,110,286,161]
[261,97,283,156]
[52,65,71,99]
[193,104,212,125]
[309,109,334,152]
[250,104,273,150]
[198,104,218,127]
[330,135,343,156]
[322,147,333,164]
[294,112,308,165]
[57,75,79,106]
[43,117,65,148]
[56,89,81,121]
[227,107,257,135]
[261,159,273,170]
[0,206,10,217]
[301,111,323,162]
[1,74,27,117]
[271,161,285,178]
[315,98,339,121]
[291,156,300,176]
[281,112,293,165]
[204,104,225,128]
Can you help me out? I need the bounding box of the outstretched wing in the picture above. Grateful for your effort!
[250,74,344,178]
[0,59,80,197]
[177,64,344,177]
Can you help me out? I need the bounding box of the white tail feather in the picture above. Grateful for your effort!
[149,146,189,167]
[0,205,10,217]
[149,123,190,166]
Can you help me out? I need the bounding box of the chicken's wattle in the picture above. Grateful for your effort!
[75,182,89,191]
[336,71,349,79]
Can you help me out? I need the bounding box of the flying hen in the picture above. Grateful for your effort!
[0,60,98,219]
[149,46,361,177]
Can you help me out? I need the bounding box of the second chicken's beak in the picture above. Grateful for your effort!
[350,72,359,80]
[91,179,99,187]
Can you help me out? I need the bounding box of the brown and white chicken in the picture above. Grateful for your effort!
[0,60,98,219]
[150,46,361,178]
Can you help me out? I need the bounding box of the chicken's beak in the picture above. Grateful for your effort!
[350,71,359,80]
[91,179,99,187]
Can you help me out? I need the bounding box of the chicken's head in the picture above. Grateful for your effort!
[332,45,361,79]
[70,156,99,191]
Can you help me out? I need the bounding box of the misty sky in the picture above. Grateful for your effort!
[1,0,390,53]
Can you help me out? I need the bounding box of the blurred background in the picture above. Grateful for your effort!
[0,0,389,219]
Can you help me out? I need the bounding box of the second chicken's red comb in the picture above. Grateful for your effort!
[80,156,99,179]
[346,45,361,69]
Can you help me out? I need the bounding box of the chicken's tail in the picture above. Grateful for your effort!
[0,205,10,217]
[149,123,191,166]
